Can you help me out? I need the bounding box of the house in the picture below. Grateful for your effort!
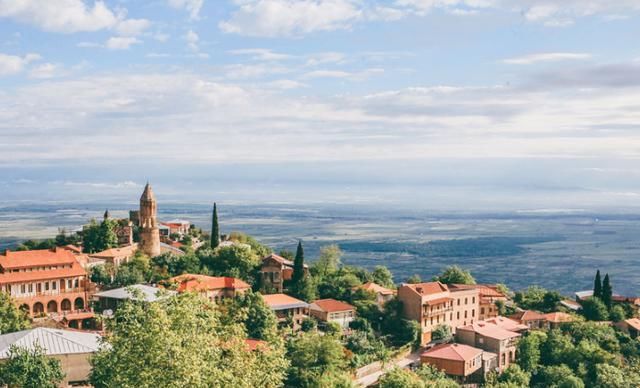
[262,293,309,330]
[0,327,101,386]
[449,284,508,320]
[421,343,484,381]
[509,310,547,329]
[170,274,250,303]
[92,284,176,314]
[397,282,480,345]
[456,321,521,372]
[0,248,93,328]
[160,220,191,236]
[355,282,395,307]
[309,298,356,329]
[90,244,138,268]
[543,312,575,329]
[616,318,640,338]
[560,299,581,312]
[259,254,308,293]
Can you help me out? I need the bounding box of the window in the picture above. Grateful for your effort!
[465,298,468,305]
[457,312,460,319]
[45,282,49,291]
[450,313,453,320]
[21,284,25,293]
[472,309,475,317]
[481,307,485,314]
[68,280,72,288]
[28,284,33,293]
[457,299,460,306]
[464,311,467,318]
[52,281,57,290]
[472,297,475,303]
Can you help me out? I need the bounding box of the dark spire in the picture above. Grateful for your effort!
[103,209,110,220]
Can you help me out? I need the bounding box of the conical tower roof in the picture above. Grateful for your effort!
[140,182,155,201]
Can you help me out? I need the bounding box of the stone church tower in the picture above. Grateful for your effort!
[139,183,160,257]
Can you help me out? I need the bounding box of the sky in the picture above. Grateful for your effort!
[1,0,640,211]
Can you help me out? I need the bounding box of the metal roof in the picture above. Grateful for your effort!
[93,284,175,302]
[0,328,101,358]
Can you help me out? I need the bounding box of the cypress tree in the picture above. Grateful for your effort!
[292,241,305,285]
[593,270,602,299]
[211,203,220,249]
[602,273,612,308]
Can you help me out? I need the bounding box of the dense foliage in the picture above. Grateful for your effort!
[0,291,30,334]
[0,344,65,388]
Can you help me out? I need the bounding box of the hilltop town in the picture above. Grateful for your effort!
[1,185,639,388]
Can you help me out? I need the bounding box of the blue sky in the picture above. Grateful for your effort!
[2,0,640,210]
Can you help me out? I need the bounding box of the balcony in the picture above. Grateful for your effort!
[423,306,453,317]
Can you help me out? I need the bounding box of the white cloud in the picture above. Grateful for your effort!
[219,0,363,37]
[185,29,199,51]
[267,79,308,89]
[29,63,60,79]
[0,0,121,33]
[302,68,384,80]
[168,0,204,20]
[503,52,592,65]
[305,52,347,66]
[106,36,141,50]
[229,48,292,61]
[0,52,40,76]
[114,18,151,36]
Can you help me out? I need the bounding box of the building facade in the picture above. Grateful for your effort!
[0,248,93,327]
[455,321,520,372]
[421,343,483,381]
[139,183,161,257]
[259,253,308,293]
[398,282,480,345]
[449,284,508,320]
[170,274,250,303]
[262,293,309,330]
[309,298,356,329]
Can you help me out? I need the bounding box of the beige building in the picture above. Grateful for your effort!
[398,281,480,345]
[456,321,520,372]
[421,343,484,381]
[0,327,101,386]
[170,274,251,303]
[139,183,161,258]
[259,254,308,293]
[449,284,508,320]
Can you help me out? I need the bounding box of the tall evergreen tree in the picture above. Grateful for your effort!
[292,241,305,285]
[210,203,220,249]
[593,269,602,299]
[602,273,612,308]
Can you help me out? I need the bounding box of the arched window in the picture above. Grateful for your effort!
[47,300,58,313]
[74,297,85,310]
[61,299,72,311]
[33,302,44,314]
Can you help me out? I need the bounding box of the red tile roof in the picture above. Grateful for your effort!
[261,254,309,268]
[510,310,546,322]
[484,316,529,332]
[624,318,640,331]
[422,343,482,362]
[170,274,251,292]
[0,262,87,284]
[0,248,77,270]
[244,339,268,351]
[311,298,355,313]
[90,244,138,259]
[262,293,308,310]
[405,282,448,296]
[357,282,395,295]
[425,297,453,305]
[543,312,575,323]
[458,321,521,341]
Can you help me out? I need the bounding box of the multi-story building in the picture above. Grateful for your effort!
[170,274,250,303]
[509,310,547,329]
[449,284,508,320]
[0,247,93,327]
[259,254,308,293]
[398,281,480,345]
[262,293,309,330]
[309,298,356,329]
[455,321,521,372]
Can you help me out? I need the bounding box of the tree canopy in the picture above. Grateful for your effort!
[433,265,476,285]
[0,344,65,388]
[0,291,30,334]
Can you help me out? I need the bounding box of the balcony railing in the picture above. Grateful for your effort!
[423,306,453,317]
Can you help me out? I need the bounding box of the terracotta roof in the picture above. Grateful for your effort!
[450,284,506,298]
[625,318,640,331]
[90,244,138,259]
[311,298,355,313]
[0,248,77,270]
[543,312,575,323]
[262,253,293,266]
[358,282,395,295]
[484,316,529,332]
[422,343,482,362]
[457,322,521,341]
[510,310,546,322]
[0,262,87,284]
[62,245,82,254]
[245,339,267,351]
[170,274,251,292]
[262,293,308,310]
[405,282,448,296]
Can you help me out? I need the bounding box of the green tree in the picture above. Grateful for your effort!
[313,244,342,278]
[379,368,424,388]
[371,266,394,288]
[601,273,612,309]
[90,264,113,287]
[581,297,609,321]
[0,292,30,334]
[0,344,65,388]
[211,203,220,249]
[291,276,316,302]
[431,324,452,341]
[497,365,530,387]
[200,245,260,282]
[593,270,602,299]
[285,331,350,387]
[433,265,475,285]
[517,331,546,372]
[407,274,422,284]
[300,317,317,332]
[541,329,575,366]
[221,291,279,343]
[91,292,288,387]
[292,241,306,286]
[534,364,583,388]
[610,305,626,322]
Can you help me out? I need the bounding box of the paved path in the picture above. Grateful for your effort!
[356,350,422,387]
